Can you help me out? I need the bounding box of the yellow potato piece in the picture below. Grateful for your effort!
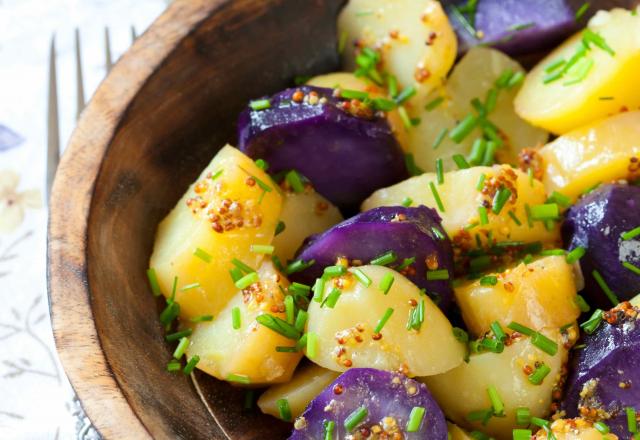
[187,262,302,385]
[515,8,640,134]
[272,190,342,263]
[362,165,560,250]
[149,145,282,318]
[632,293,640,308]
[538,111,640,202]
[534,418,618,440]
[257,363,339,420]
[338,0,457,96]
[422,329,568,440]
[307,265,465,377]
[455,256,580,338]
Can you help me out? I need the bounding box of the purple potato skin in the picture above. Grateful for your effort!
[291,206,454,311]
[562,184,640,307]
[562,302,640,438]
[289,368,448,440]
[237,86,407,210]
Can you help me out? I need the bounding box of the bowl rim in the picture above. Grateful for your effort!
[46,1,227,437]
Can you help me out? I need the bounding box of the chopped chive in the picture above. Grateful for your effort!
[276,345,298,353]
[575,2,590,20]
[370,250,397,266]
[453,154,471,170]
[506,210,521,226]
[180,282,200,291]
[284,295,295,324]
[592,269,619,306]
[250,244,274,254]
[487,386,505,416]
[435,158,444,184]
[190,314,214,323]
[168,276,178,303]
[545,58,566,73]
[426,269,449,281]
[286,170,305,193]
[255,158,269,171]
[312,277,326,303]
[193,247,212,263]
[622,226,640,241]
[352,268,372,287]
[398,106,412,129]
[229,267,243,283]
[387,74,398,98]
[146,268,162,296]
[627,407,637,433]
[530,417,550,428]
[231,306,242,329]
[478,206,489,225]
[492,187,512,215]
[470,255,491,273]
[507,321,535,336]
[397,257,416,271]
[479,275,498,287]
[466,408,494,425]
[372,98,396,111]
[580,309,604,334]
[540,249,565,256]
[256,314,301,339]
[285,259,315,275]
[516,407,531,426]
[432,127,448,149]
[227,373,251,384]
[449,114,478,143]
[495,69,515,88]
[235,272,259,289]
[395,86,416,105]
[476,173,486,191]
[582,29,615,56]
[484,89,498,114]
[530,203,559,220]
[275,220,286,236]
[374,307,395,334]
[506,71,525,89]
[429,182,445,212]
[324,420,336,440]
[167,359,181,372]
[574,294,591,313]
[289,282,311,295]
[599,96,615,100]
[465,222,479,231]
[513,429,532,440]
[406,406,426,432]
[294,309,308,332]
[432,226,445,240]
[471,98,486,117]
[482,141,498,166]
[623,261,640,275]
[249,99,271,111]
[401,196,413,207]
[523,254,534,264]
[528,363,551,385]
[548,190,571,208]
[173,336,190,359]
[166,328,193,342]
[324,265,347,277]
[425,96,444,111]
[453,327,469,343]
[594,421,610,434]
[528,168,535,188]
[296,333,308,350]
[344,406,368,432]
[468,138,487,165]
[379,273,395,294]
[183,355,200,375]
[480,337,504,353]
[273,255,284,272]
[159,302,180,326]
[306,331,318,359]
[321,288,342,308]
[405,153,424,176]
[232,258,255,274]
[339,88,369,101]
[563,57,594,86]
[210,169,224,181]
[450,4,478,37]
[566,246,586,264]
[275,398,292,422]
[531,332,558,356]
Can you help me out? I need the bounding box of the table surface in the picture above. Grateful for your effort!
[0,1,167,438]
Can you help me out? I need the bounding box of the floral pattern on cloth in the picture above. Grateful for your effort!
[0,170,41,234]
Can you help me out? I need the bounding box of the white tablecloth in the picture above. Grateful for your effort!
[0,1,167,438]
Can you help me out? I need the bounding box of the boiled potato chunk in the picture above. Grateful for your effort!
[515,8,640,134]
[338,0,457,95]
[306,265,465,376]
[362,165,559,249]
[307,71,408,149]
[455,256,580,338]
[150,145,282,318]
[632,293,640,308]
[187,262,302,385]
[538,111,640,202]
[448,422,474,440]
[422,329,568,440]
[257,363,339,420]
[272,190,343,263]
[534,419,618,440]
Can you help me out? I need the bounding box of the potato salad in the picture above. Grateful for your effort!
[147,1,640,439]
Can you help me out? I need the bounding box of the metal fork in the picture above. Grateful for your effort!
[46,26,137,202]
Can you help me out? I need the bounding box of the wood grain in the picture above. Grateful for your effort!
[48,0,342,438]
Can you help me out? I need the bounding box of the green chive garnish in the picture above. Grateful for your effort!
[276,398,292,422]
[324,265,347,278]
[480,337,504,353]
[286,170,305,193]
[379,273,395,294]
[256,314,301,339]
[506,71,525,89]
[146,268,162,296]
[167,359,181,372]
[582,29,615,56]
[432,127,448,149]
[453,154,471,170]
[484,88,498,113]
[340,88,369,100]
[180,282,200,291]
[398,106,412,129]
[426,269,449,281]
[227,373,251,384]
[429,182,445,212]
[210,169,224,180]
[285,259,314,275]
[528,363,551,385]
[235,272,259,289]
[627,407,637,433]
[545,58,566,73]
[622,226,640,241]
[405,153,424,176]
[592,269,619,306]
[507,321,535,336]
[352,268,372,287]
[374,307,394,334]
[623,261,640,275]
[370,250,397,266]
[574,294,591,313]
[540,249,566,256]
[166,328,193,342]
[575,2,590,21]
[397,257,416,271]
[229,267,243,283]
[468,139,487,166]
[436,158,444,184]
[159,302,180,326]
[478,206,489,225]
[492,187,512,215]
[231,306,242,329]
[183,355,200,375]
[516,407,531,426]
[372,98,396,111]
[594,421,610,434]
[284,295,295,324]
[321,288,341,308]
[232,258,255,274]
[294,309,308,332]
[532,332,558,356]
[250,244,274,254]
[344,406,368,432]
[495,69,515,88]
[449,114,478,143]
[401,196,413,207]
[395,86,416,105]
[453,327,469,343]
[193,247,212,263]
[306,331,318,359]
[190,314,214,323]
[249,99,271,111]
[312,277,325,303]
[275,220,286,236]
[487,386,505,416]
[566,246,586,264]
[324,420,335,440]
[425,96,444,111]
[480,275,498,287]
[507,210,522,226]
[275,346,298,353]
[580,309,604,334]
[530,203,558,220]
[513,429,532,440]
[476,173,486,191]
[482,141,498,166]
[406,406,426,432]
[173,336,189,359]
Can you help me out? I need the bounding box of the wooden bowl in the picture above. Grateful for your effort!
[47,1,343,438]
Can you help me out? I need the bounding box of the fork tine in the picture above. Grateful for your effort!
[75,28,85,119]
[47,35,60,203]
[131,25,137,43]
[104,27,113,72]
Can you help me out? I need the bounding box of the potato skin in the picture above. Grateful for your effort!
[563,184,640,306]
[291,206,455,310]
[562,302,640,438]
[237,86,407,209]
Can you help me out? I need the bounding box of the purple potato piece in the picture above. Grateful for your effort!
[237,86,407,209]
[562,184,640,307]
[291,206,454,311]
[562,302,640,438]
[290,368,447,440]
